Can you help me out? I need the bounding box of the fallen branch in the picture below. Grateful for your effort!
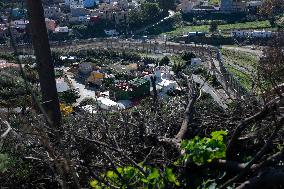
[175,74,206,142]
[226,98,280,159]
[76,135,147,175]
[221,115,284,188]
[175,93,198,142]
[251,149,284,171]
[236,169,284,189]
[0,119,12,138]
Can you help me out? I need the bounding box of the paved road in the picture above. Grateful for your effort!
[67,74,97,105]
[192,74,229,109]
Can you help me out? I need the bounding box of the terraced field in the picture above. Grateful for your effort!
[221,47,260,91]
[164,20,271,36]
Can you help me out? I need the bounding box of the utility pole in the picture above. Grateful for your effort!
[26,0,61,128]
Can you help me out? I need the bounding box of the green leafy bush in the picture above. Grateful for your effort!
[0,153,11,173]
[179,130,227,165]
[90,165,180,189]
[159,56,170,66]
[59,89,80,104]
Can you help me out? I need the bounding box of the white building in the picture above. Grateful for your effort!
[66,0,97,8]
[247,1,263,8]
[12,20,29,29]
[82,105,97,114]
[231,30,246,37]
[104,29,119,36]
[177,0,201,13]
[55,26,69,33]
[157,79,178,93]
[78,16,90,23]
[97,97,122,110]
[231,30,272,38]
[44,7,62,19]
[68,0,84,9]
[251,30,272,38]
[144,65,178,96]
[56,78,70,93]
[60,56,76,61]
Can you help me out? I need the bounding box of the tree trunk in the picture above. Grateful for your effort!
[26,0,61,128]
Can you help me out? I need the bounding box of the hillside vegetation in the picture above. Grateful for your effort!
[164,20,272,36]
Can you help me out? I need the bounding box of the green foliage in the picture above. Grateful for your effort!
[90,165,180,189]
[143,57,157,65]
[225,64,253,91]
[24,66,39,83]
[172,61,186,74]
[0,152,30,181]
[141,2,161,21]
[68,49,142,63]
[221,48,258,70]
[0,68,32,108]
[59,89,80,104]
[79,97,97,107]
[146,0,176,11]
[209,21,219,33]
[208,0,220,5]
[120,51,141,61]
[146,12,182,35]
[0,153,11,173]
[103,77,115,88]
[159,56,170,66]
[129,1,166,29]
[71,24,108,38]
[55,70,64,78]
[52,51,64,66]
[179,131,228,165]
[209,75,221,88]
[181,52,196,63]
[164,20,272,36]
[90,131,228,188]
[0,53,16,62]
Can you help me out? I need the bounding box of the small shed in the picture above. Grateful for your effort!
[78,62,93,75]
[97,97,120,110]
[56,78,70,93]
[157,79,178,93]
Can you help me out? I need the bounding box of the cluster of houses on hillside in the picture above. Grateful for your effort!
[0,0,268,42]
[177,0,263,13]
[63,0,136,25]
[62,57,182,111]
[0,0,140,41]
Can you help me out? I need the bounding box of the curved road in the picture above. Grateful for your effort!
[192,74,229,109]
